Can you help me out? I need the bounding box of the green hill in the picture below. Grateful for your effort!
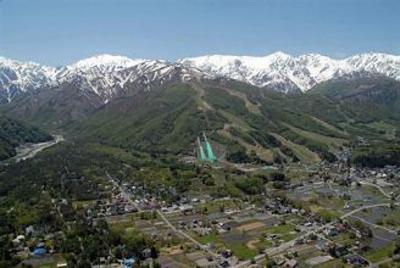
[66,77,399,164]
[0,115,52,160]
[2,76,399,165]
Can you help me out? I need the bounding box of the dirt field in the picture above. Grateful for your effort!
[161,245,185,255]
[236,221,266,232]
[246,239,260,249]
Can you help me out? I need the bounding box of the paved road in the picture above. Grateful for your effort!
[348,215,398,235]
[105,170,398,268]
[156,210,219,258]
[105,172,219,259]
[371,257,395,268]
[233,202,400,268]
[340,202,395,219]
[359,181,392,199]
[105,172,143,212]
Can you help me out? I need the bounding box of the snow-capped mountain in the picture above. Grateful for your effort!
[0,54,205,103]
[1,52,400,103]
[55,55,148,102]
[0,57,56,102]
[179,52,400,93]
[56,55,206,103]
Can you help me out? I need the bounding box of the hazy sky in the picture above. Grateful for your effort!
[1,0,399,66]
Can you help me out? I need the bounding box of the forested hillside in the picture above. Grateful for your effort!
[0,115,52,160]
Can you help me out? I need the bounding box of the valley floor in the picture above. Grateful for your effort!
[13,135,64,162]
[1,140,400,268]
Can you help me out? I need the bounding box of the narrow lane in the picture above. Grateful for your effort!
[105,172,143,212]
[156,210,219,258]
[233,202,400,268]
[105,171,219,259]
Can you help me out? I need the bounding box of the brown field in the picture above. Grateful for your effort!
[246,239,260,249]
[236,221,266,232]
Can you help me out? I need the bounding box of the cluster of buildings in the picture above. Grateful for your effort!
[86,194,138,219]
[10,232,68,268]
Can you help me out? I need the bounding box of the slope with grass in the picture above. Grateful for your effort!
[2,76,399,165]
[66,79,353,164]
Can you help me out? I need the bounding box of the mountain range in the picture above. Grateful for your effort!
[1,52,400,104]
[0,52,399,165]
[180,52,400,93]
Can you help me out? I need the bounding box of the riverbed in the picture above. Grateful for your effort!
[12,135,64,163]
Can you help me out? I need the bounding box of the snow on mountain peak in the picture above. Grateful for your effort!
[179,52,400,92]
[0,57,56,102]
[1,52,400,103]
[69,54,145,70]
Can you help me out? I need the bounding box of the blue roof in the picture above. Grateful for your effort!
[33,247,47,256]
[123,258,136,268]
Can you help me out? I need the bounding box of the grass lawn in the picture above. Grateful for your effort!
[363,243,395,263]
[380,210,400,228]
[317,208,342,222]
[168,253,196,267]
[254,239,273,250]
[286,166,312,183]
[192,223,297,260]
[72,199,97,209]
[229,244,258,260]
[332,232,357,246]
[197,199,241,214]
[196,232,221,245]
[264,224,298,241]
[315,259,349,268]
[266,224,294,234]
[377,260,400,268]
[192,231,259,260]
[38,264,56,268]
[362,185,389,201]
[110,220,136,236]
[324,197,346,210]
